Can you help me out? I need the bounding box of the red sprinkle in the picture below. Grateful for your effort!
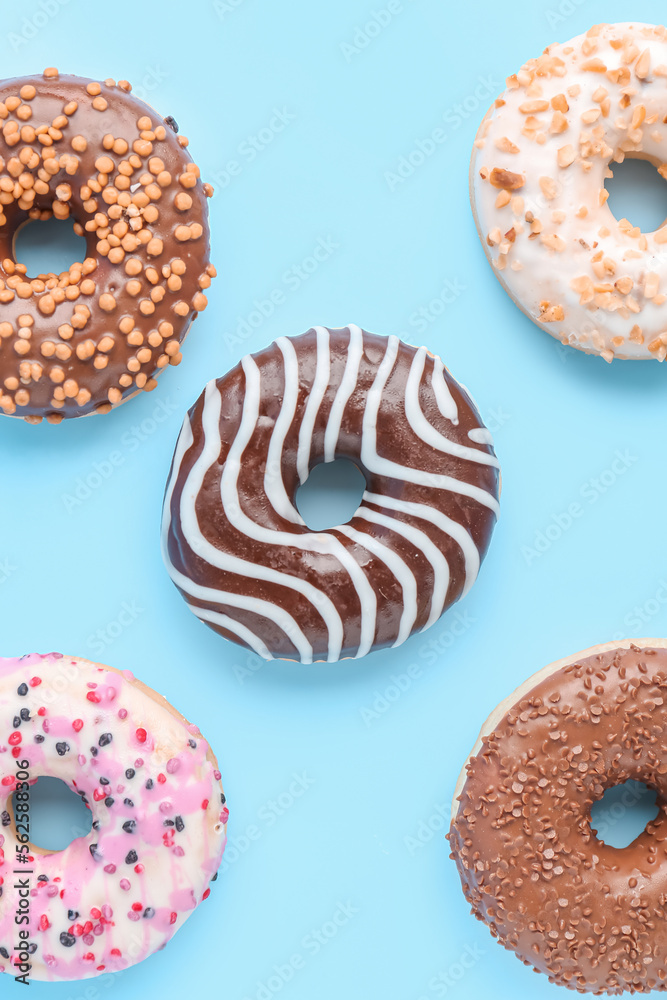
[133,864,144,874]
[72,719,84,732]
[110,948,122,957]
[39,915,50,931]
[87,692,101,704]
[37,707,46,716]
[135,728,147,744]
[11,748,21,759]
[131,903,142,912]
[8,733,21,746]
[201,799,209,810]
[91,908,101,919]
[203,888,211,900]
[157,773,166,784]
[29,677,42,687]
[169,912,177,925]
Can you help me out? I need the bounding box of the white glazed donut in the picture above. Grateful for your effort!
[471,22,667,361]
[0,653,227,982]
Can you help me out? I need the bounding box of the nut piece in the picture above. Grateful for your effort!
[489,167,525,190]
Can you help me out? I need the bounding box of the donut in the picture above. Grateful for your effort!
[0,652,227,982]
[449,638,667,995]
[162,325,500,663]
[471,22,667,362]
[0,68,215,423]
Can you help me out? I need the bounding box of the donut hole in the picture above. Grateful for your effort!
[295,458,367,530]
[605,156,667,234]
[11,776,92,852]
[13,216,87,280]
[590,779,659,849]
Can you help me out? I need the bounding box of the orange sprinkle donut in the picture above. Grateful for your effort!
[471,23,667,362]
[0,69,215,423]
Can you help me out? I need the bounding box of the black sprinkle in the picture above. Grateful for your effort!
[1,811,10,827]
[89,844,102,861]
[221,793,226,805]
[68,910,79,921]
[92,820,100,831]
[60,933,76,948]
[163,820,174,827]
[12,716,20,729]
[212,871,218,882]
[124,798,134,807]
[17,684,28,697]
[188,739,197,749]
[98,733,112,748]
[99,777,110,786]
[143,907,155,919]
[125,849,138,865]
[34,734,45,743]
[56,742,70,756]
[20,709,30,722]
[0,946,8,959]
[164,115,179,133]
[27,944,37,955]
[125,769,135,780]
[175,816,184,833]
[122,820,136,834]
[104,797,114,808]
[145,779,154,790]
[37,875,48,882]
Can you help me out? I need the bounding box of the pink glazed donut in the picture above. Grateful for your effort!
[0,653,227,982]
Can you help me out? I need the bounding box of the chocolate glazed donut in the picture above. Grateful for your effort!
[0,68,215,423]
[162,325,500,663]
[449,639,667,995]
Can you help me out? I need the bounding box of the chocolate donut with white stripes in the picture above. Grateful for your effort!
[161,326,500,663]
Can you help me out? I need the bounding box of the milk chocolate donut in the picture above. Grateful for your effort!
[0,69,215,423]
[162,325,500,663]
[0,652,227,982]
[449,639,667,995]
[471,22,667,361]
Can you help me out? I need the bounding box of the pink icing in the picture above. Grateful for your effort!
[0,654,227,983]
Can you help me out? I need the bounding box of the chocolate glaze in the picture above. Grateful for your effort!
[162,326,500,663]
[0,70,214,421]
[449,642,667,995]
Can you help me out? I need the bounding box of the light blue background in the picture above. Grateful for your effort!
[1,1,667,997]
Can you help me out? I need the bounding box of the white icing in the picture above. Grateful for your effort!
[468,427,495,445]
[406,348,499,467]
[336,522,417,646]
[323,324,363,461]
[471,22,667,361]
[362,490,480,597]
[361,337,500,515]
[354,505,449,628]
[296,326,330,484]
[431,355,459,425]
[265,338,304,526]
